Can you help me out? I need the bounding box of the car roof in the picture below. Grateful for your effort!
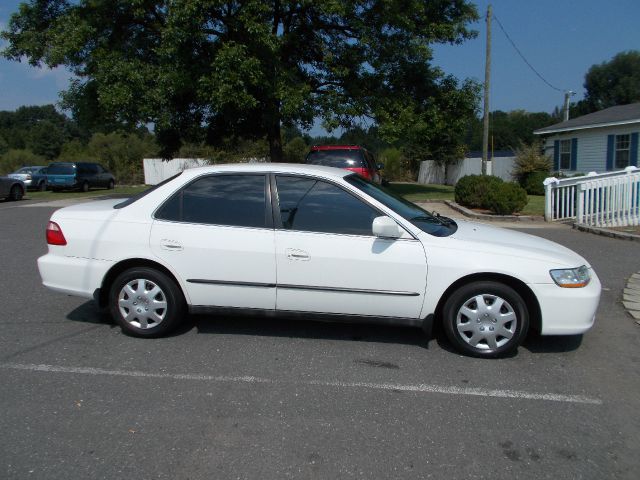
[309,145,364,151]
[179,162,352,179]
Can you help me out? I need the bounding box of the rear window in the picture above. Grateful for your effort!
[305,149,366,168]
[47,164,76,175]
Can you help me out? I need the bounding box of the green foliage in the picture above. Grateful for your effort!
[454,174,504,209]
[85,132,158,184]
[521,171,549,196]
[2,0,479,161]
[512,141,551,183]
[466,110,556,151]
[486,182,528,215]
[379,148,413,181]
[581,50,640,112]
[283,137,309,164]
[0,148,45,175]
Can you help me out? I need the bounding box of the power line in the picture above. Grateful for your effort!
[492,13,565,92]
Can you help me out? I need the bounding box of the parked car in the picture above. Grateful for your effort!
[305,145,384,183]
[0,176,25,201]
[8,166,48,191]
[37,164,600,357]
[47,162,115,192]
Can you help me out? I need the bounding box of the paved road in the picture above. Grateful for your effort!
[1,199,639,479]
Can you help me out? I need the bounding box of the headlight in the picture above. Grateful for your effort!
[550,266,591,288]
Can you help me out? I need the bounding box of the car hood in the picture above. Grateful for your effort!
[8,173,28,180]
[430,219,589,268]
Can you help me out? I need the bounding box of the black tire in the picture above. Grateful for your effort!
[38,181,47,192]
[442,281,529,358]
[8,185,23,201]
[107,179,115,190]
[109,267,186,337]
[81,181,89,192]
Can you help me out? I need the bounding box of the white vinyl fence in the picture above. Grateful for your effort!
[544,166,640,227]
[417,156,515,186]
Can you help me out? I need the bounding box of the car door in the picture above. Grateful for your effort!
[149,173,276,310]
[273,175,427,318]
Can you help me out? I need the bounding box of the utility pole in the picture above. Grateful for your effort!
[563,90,575,121]
[482,4,492,175]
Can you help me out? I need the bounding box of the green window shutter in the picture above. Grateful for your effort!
[553,140,560,171]
[606,135,614,170]
[570,138,578,171]
[631,132,639,167]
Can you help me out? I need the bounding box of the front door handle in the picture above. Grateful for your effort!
[286,248,310,261]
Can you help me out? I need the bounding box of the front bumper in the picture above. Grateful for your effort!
[530,269,601,335]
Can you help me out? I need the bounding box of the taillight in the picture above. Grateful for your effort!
[345,167,371,179]
[46,221,67,246]
[26,174,32,180]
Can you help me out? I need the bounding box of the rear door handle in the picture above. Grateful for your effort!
[286,248,310,261]
[160,239,183,251]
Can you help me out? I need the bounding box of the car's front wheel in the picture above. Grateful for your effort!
[442,281,529,357]
[109,267,186,337]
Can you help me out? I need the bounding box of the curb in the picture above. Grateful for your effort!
[573,223,640,243]
[623,273,640,325]
[444,201,542,222]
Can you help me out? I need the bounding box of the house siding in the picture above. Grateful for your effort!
[542,124,640,174]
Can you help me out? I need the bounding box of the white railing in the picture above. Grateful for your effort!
[544,167,640,227]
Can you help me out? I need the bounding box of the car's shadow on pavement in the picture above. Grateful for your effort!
[193,314,431,348]
[66,301,582,355]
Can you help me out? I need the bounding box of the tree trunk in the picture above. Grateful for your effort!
[267,113,283,162]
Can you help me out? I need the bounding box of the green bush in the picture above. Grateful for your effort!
[512,141,551,185]
[379,148,413,181]
[454,174,504,209]
[0,149,45,175]
[521,170,549,195]
[486,182,528,215]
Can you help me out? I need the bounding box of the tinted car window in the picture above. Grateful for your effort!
[156,174,266,228]
[345,174,457,237]
[305,149,366,168]
[47,164,75,175]
[276,176,378,236]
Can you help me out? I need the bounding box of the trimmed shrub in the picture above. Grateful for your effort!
[486,182,528,215]
[512,141,551,185]
[522,170,549,195]
[455,174,504,209]
[379,148,413,181]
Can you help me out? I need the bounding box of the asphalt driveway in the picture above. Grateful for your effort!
[1,200,639,479]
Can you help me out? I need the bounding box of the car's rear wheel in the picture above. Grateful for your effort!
[442,281,529,357]
[107,179,115,189]
[38,181,47,191]
[9,185,23,201]
[109,267,185,337]
[81,181,89,192]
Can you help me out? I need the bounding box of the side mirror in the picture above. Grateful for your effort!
[376,163,385,170]
[372,216,401,239]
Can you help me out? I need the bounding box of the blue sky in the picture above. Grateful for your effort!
[1,0,639,128]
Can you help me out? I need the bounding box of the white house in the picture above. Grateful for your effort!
[534,102,639,174]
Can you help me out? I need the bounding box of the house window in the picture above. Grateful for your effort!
[559,139,571,170]
[615,134,631,168]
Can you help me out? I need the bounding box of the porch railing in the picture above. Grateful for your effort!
[544,166,640,227]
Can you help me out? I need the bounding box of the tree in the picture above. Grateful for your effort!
[2,0,479,162]
[581,50,640,113]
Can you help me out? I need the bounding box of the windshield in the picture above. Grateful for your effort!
[345,174,457,237]
[306,149,366,168]
[47,164,76,175]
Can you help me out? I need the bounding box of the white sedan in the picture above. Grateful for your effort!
[38,164,601,357]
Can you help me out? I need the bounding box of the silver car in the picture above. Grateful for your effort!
[0,176,25,201]
[8,166,48,191]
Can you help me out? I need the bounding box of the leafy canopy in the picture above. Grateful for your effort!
[3,0,480,160]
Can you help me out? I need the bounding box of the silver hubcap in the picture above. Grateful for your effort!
[456,294,517,350]
[118,279,167,329]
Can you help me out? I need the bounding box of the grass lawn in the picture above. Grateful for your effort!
[24,185,148,202]
[388,182,545,216]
